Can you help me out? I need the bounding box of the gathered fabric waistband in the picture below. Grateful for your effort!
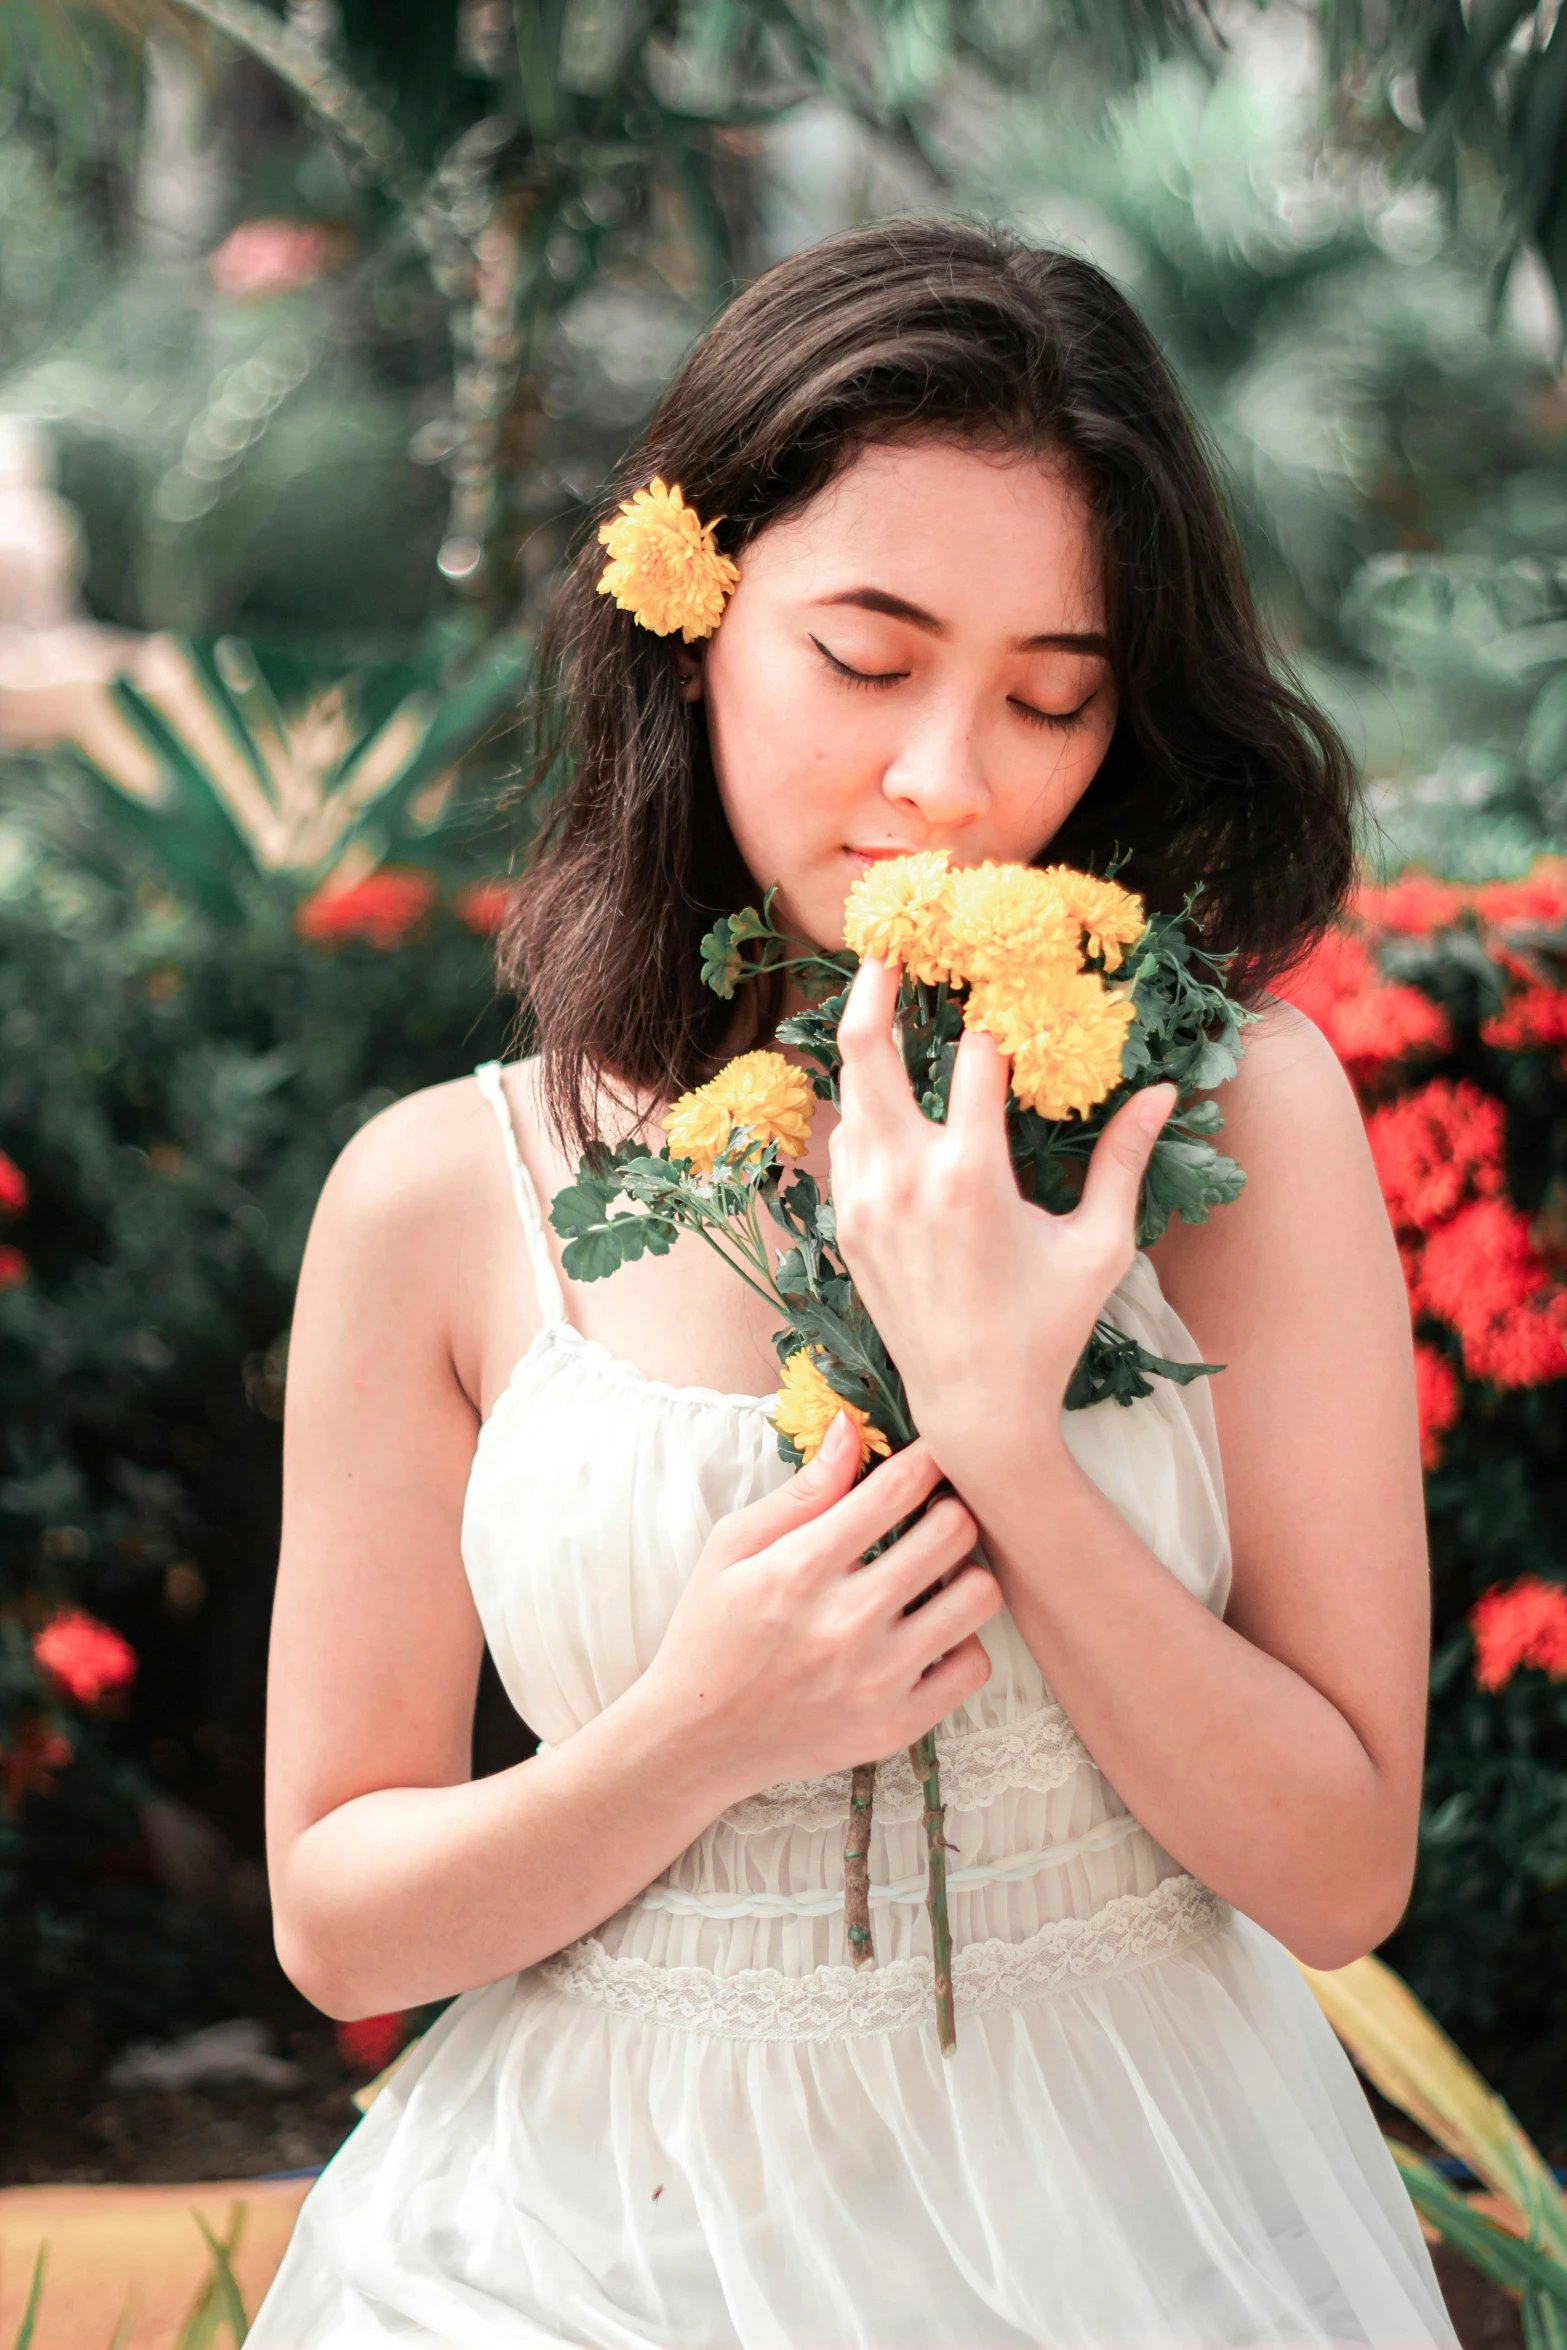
[632,1811,1146,1920]
[537,1873,1226,2043]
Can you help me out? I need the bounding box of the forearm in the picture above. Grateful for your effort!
[272,1671,736,2019]
[962,1438,1414,1968]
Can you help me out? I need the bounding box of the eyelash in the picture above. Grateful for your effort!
[810,637,1092,730]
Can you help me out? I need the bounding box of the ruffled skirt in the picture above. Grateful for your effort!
[247,1904,1457,2350]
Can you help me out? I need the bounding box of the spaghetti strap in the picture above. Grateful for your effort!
[473,1061,568,1330]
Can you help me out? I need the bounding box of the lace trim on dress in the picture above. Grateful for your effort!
[718,1700,1092,1835]
[537,1874,1226,2043]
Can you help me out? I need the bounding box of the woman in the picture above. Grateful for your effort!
[250,220,1457,2347]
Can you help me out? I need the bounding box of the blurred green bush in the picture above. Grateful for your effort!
[0,830,512,2064]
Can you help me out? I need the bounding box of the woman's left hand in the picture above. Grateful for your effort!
[829,955,1176,1476]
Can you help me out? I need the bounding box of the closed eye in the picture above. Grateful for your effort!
[811,636,908,689]
[1010,691,1096,731]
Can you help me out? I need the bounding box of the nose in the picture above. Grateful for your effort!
[878,694,990,831]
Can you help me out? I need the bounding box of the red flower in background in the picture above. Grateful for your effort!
[335,2012,410,2074]
[0,1721,74,1817]
[208,218,350,301]
[454,880,515,938]
[1354,874,1470,936]
[1279,931,1451,1086]
[296,869,437,951]
[1473,860,1567,933]
[1413,1342,1460,1469]
[1470,1577,1567,1691]
[1421,1199,1567,1386]
[1366,1080,1505,1234]
[33,1609,138,1707]
[0,1245,27,1291]
[1482,979,1567,1058]
[0,1151,27,1219]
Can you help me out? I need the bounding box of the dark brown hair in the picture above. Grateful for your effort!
[502,216,1356,1150]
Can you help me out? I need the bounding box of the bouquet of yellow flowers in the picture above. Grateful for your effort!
[551,853,1252,2051]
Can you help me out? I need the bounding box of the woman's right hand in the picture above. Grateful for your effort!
[645,1415,1001,1803]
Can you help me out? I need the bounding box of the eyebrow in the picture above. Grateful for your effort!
[817,586,1109,657]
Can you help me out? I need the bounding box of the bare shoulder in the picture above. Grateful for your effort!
[1214,996,1362,1149]
[297,1066,534,1340]
[310,1059,550,1243]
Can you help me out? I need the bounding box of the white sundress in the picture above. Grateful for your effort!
[248,1059,1459,2350]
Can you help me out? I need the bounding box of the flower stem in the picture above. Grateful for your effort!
[909,1730,956,2054]
[844,1761,877,1968]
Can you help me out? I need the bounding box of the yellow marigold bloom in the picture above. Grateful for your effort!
[662,1049,815,1175]
[945,862,1081,984]
[961,968,1061,1058]
[773,1348,890,1469]
[992,975,1137,1121]
[1036,867,1147,970]
[842,850,963,985]
[596,477,740,643]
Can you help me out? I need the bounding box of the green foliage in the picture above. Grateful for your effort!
[56,629,531,911]
[0,841,511,2056]
[6,2200,254,2350]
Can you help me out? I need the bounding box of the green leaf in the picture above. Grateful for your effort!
[1527,2286,1567,2350]
[699,916,745,999]
[191,2209,251,2345]
[548,1155,679,1279]
[1388,2143,1567,2309]
[1066,1324,1222,1411]
[175,2201,249,2349]
[9,2244,45,2350]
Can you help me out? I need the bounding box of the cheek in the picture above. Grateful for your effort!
[705,631,859,840]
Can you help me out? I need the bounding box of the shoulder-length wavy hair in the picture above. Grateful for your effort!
[501,216,1355,1151]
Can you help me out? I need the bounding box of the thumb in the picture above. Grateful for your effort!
[1075,1083,1177,1247]
[713,1409,861,1561]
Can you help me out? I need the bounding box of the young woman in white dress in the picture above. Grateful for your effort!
[249,220,1459,2348]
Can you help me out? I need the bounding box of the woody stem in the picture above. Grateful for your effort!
[909,1730,956,2055]
[844,1761,877,1969]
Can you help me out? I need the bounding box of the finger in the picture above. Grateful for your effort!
[890,1561,1002,1669]
[944,1022,1012,1158]
[772,1438,947,1578]
[857,1493,979,1611]
[896,1633,994,1739]
[712,1407,863,1563]
[836,956,923,1136]
[1074,1083,1176,1251]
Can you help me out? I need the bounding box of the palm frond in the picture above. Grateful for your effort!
[1299,1950,1567,2264]
[59,633,529,911]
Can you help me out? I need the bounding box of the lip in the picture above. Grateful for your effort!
[844,845,921,869]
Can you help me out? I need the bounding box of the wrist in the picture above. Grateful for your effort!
[612,1658,755,1823]
[919,1397,1074,1496]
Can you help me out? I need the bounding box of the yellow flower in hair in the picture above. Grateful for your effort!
[968,971,1135,1121]
[663,1049,815,1175]
[945,862,1081,985]
[596,477,740,642]
[774,1347,890,1470]
[1035,866,1147,971]
[842,850,963,985]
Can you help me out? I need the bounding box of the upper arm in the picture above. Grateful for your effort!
[265,1079,497,1908]
[1148,1003,1430,1807]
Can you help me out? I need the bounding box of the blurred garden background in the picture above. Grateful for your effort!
[3,0,1567,2248]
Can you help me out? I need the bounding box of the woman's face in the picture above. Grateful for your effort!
[697,437,1118,951]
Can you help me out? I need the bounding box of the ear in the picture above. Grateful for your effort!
[676,648,704,703]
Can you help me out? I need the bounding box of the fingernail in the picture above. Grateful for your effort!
[1137,1084,1177,1132]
